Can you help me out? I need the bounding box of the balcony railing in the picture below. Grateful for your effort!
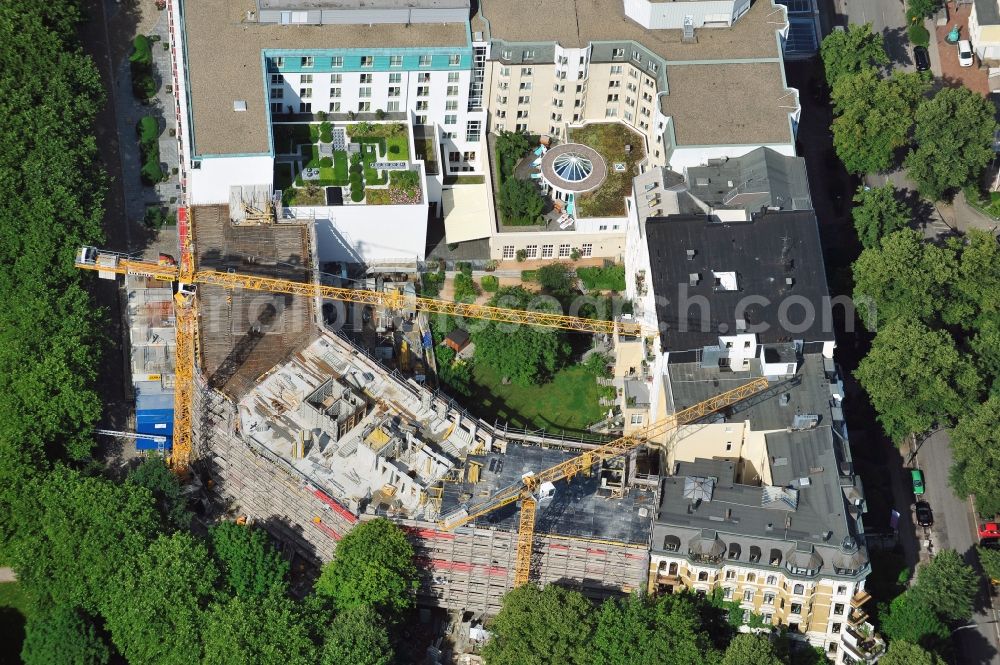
[851,590,872,608]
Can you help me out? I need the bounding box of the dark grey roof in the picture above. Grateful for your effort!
[686,148,812,213]
[976,0,1000,26]
[439,443,654,545]
[645,210,833,353]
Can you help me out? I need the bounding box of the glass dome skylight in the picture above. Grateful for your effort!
[552,152,594,182]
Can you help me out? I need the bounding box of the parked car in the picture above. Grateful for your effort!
[914,46,931,72]
[915,501,934,527]
[959,40,974,67]
[911,468,925,496]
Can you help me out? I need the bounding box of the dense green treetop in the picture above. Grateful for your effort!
[855,317,981,442]
[497,177,546,226]
[210,521,289,598]
[820,23,889,87]
[202,591,317,665]
[591,593,718,665]
[482,584,595,665]
[314,518,418,616]
[877,590,948,648]
[978,545,1000,582]
[320,604,395,665]
[951,396,1000,517]
[906,87,999,200]
[127,458,192,529]
[20,605,111,665]
[831,69,928,174]
[878,640,945,665]
[720,633,782,665]
[908,549,981,622]
[102,532,221,665]
[851,184,911,249]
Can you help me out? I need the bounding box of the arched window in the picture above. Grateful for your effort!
[668,562,679,575]
[746,573,756,583]
[793,583,804,595]
[766,575,777,585]
[698,571,709,582]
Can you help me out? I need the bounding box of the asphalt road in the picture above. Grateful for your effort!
[835,0,913,67]
[916,431,1000,664]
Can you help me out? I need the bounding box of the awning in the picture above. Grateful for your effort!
[443,185,492,244]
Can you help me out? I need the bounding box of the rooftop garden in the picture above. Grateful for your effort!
[272,121,417,206]
[493,131,546,227]
[568,123,645,218]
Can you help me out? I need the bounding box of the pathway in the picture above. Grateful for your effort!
[0,568,16,583]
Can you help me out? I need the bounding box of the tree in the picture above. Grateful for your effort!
[482,584,594,665]
[908,549,981,622]
[202,592,316,665]
[855,317,981,442]
[879,640,945,665]
[470,287,570,386]
[210,521,289,597]
[102,532,221,665]
[314,518,418,616]
[908,0,943,19]
[953,230,1000,332]
[494,130,531,179]
[21,605,111,665]
[950,397,1000,516]
[906,87,999,200]
[878,590,948,647]
[497,177,545,226]
[852,184,911,249]
[820,23,889,87]
[591,593,717,665]
[320,605,394,665]
[720,633,782,665]
[852,230,957,329]
[831,70,928,174]
[536,262,576,301]
[979,546,1000,583]
[127,457,191,529]
[435,344,474,397]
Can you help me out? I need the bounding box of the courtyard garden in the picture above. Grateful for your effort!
[273,121,418,206]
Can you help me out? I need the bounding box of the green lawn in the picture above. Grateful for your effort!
[577,264,626,292]
[469,363,606,434]
[0,582,30,663]
[361,143,388,185]
[272,123,312,155]
[386,135,410,161]
[970,191,1000,219]
[569,123,646,218]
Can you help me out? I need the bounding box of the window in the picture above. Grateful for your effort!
[359,87,371,98]
[551,113,562,122]
[361,55,374,68]
[599,225,607,231]
[762,613,772,625]
[448,53,461,66]
[501,49,512,59]
[416,114,427,124]
[517,96,530,105]
[832,623,842,634]
[723,586,733,599]
[836,585,848,596]
[299,102,311,112]
[301,56,314,67]
[519,82,532,91]
[521,66,533,76]
[610,65,623,74]
[834,603,845,615]
[274,57,285,68]
[495,122,506,131]
[388,87,400,97]
[496,95,507,104]
[270,88,284,99]
[576,84,584,93]
[498,81,509,91]
[607,94,619,102]
[330,88,341,98]
[631,50,641,62]
[763,593,775,605]
[468,121,483,139]
[418,72,431,83]
[390,55,402,67]
[558,244,571,257]
[496,110,506,118]
[299,87,312,98]
[649,62,659,73]
[624,111,633,122]
[330,74,342,84]
[697,571,709,582]
[525,244,538,259]
[389,73,401,84]
[300,74,313,84]
[553,99,564,108]
[581,243,592,257]
[360,74,372,84]
[612,48,624,59]
[419,55,432,67]
[270,102,283,113]
[793,584,804,595]
[417,87,429,97]
[554,84,565,93]
[523,49,535,59]
[463,151,476,161]
[630,414,643,424]
[331,56,343,67]
[329,101,340,112]
[446,100,458,111]
[416,101,429,111]
[609,80,621,88]
[790,603,802,615]
[605,108,617,118]
[448,72,460,83]
[502,246,515,259]
[358,102,370,112]
[516,110,528,119]
[444,115,457,125]
[386,101,399,112]
[448,151,461,162]
[725,570,737,580]
[743,590,754,603]
[447,85,460,96]
[270,74,281,84]
[766,576,776,585]
[746,573,756,583]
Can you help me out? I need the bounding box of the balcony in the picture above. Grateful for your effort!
[842,622,885,663]
[847,607,868,627]
[851,590,872,608]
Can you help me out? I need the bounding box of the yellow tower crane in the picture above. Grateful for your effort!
[75,235,643,473]
[437,377,770,587]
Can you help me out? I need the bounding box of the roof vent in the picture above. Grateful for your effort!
[233,100,247,112]
[786,277,795,287]
[689,272,700,287]
[686,249,696,260]
[736,318,746,332]
[682,15,697,43]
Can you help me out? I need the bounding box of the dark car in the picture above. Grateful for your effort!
[914,46,931,72]
[915,501,934,527]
